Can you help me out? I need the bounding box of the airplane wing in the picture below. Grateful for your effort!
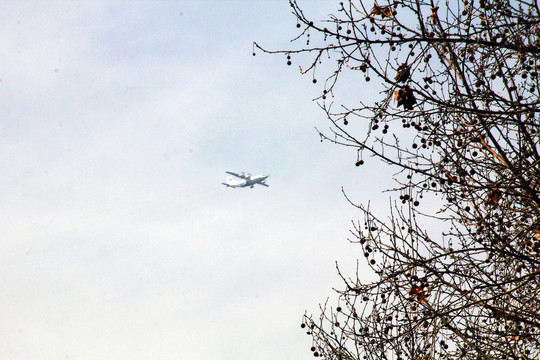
[258,182,269,187]
[226,171,249,179]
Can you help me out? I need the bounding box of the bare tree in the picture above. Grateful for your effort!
[256,1,540,359]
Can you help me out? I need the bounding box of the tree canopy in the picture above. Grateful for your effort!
[256,1,540,359]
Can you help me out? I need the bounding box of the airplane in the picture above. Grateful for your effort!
[222,171,269,188]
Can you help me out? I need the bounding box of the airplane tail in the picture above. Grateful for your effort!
[222,177,237,187]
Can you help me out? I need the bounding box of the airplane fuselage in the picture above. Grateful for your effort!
[222,172,269,188]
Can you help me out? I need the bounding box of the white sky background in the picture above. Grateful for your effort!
[0,1,396,359]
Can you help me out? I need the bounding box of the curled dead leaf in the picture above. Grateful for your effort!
[395,63,410,83]
[485,188,503,208]
[371,4,395,18]
[409,285,428,304]
[395,86,416,110]
[430,6,439,24]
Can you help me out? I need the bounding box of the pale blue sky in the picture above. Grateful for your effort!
[0,1,391,359]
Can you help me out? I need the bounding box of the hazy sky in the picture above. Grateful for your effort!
[0,1,391,359]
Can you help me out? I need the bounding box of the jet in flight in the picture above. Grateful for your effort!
[222,171,269,188]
